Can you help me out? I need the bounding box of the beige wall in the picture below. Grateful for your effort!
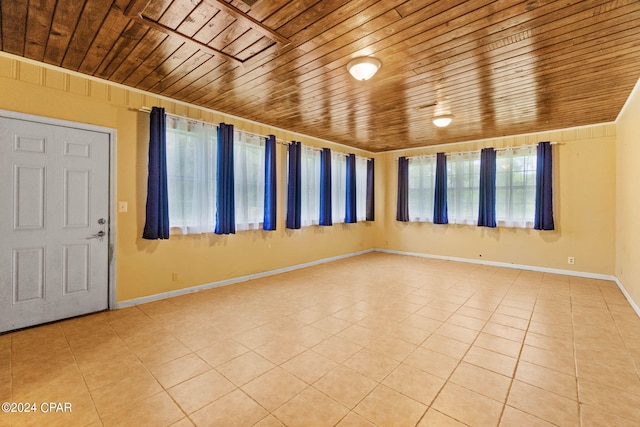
[375,126,617,276]
[0,53,625,307]
[0,54,374,303]
[616,79,640,308]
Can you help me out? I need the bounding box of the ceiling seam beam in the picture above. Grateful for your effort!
[206,0,291,46]
[119,2,243,65]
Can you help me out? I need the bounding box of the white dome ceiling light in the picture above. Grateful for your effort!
[347,57,382,81]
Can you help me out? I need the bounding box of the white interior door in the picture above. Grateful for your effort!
[0,117,110,333]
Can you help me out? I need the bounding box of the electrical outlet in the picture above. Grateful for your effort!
[171,273,178,282]
[568,256,575,265]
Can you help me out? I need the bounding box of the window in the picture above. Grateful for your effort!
[234,131,265,231]
[496,146,537,227]
[447,152,480,225]
[408,156,436,222]
[166,117,217,234]
[301,145,321,226]
[331,152,346,223]
[355,156,368,221]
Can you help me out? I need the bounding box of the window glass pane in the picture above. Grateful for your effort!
[166,118,217,234]
[495,146,536,228]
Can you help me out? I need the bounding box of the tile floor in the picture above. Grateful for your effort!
[1,252,640,426]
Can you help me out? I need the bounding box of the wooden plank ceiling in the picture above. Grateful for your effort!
[1,0,640,151]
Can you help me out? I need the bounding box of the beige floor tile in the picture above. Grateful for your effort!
[233,325,280,349]
[168,369,236,414]
[447,313,487,331]
[436,322,479,344]
[578,377,640,422]
[337,324,379,347]
[507,380,579,426]
[241,367,307,411]
[102,391,183,427]
[281,350,338,383]
[474,332,522,358]
[520,344,575,376]
[149,353,211,388]
[402,313,443,332]
[354,384,427,427]
[314,365,377,409]
[170,418,196,427]
[404,347,459,379]
[195,338,249,367]
[464,346,517,377]
[335,412,376,426]
[312,336,363,363]
[432,382,503,427]
[253,414,286,427]
[286,325,332,349]
[417,408,467,426]
[311,316,352,334]
[191,389,269,427]
[524,331,573,352]
[580,403,639,427]
[254,337,307,365]
[288,308,326,325]
[482,322,526,342]
[382,363,445,405]
[216,350,276,386]
[490,312,530,330]
[515,360,577,399]
[273,387,349,427]
[456,306,493,321]
[90,369,162,417]
[499,405,555,426]
[365,334,417,361]
[422,333,470,359]
[343,348,400,382]
[449,362,511,402]
[385,323,433,345]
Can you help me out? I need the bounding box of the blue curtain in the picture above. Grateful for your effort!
[319,148,333,226]
[433,153,448,224]
[396,156,409,222]
[478,148,497,228]
[534,141,555,230]
[345,153,357,223]
[286,141,302,229]
[366,158,375,221]
[263,135,277,230]
[143,107,170,240]
[215,123,235,235]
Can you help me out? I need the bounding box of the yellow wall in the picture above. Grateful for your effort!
[375,125,617,275]
[0,54,375,302]
[616,78,640,307]
[0,53,623,306]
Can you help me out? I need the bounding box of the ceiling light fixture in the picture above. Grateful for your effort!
[432,114,454,127]
[347,56,382,81]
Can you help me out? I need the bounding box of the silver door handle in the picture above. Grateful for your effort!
[87,231,105,240]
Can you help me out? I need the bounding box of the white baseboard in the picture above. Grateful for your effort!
[114,249,374,309]
[374,248,616,281]
[613,277,640,318]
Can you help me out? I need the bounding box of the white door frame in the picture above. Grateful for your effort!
[0,108,117,311]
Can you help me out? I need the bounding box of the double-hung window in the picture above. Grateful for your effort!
[234,131,265,231]
[301,145,321,226]
[447,152,480,225]
[166,117,217,234]
[496,146,537,227]
[408,156,436,222]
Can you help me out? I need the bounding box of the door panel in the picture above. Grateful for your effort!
[0,117,110,332]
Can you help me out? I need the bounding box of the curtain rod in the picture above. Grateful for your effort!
[410,142,559,159]
[139,107,371,157]
[138,107,288,145]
